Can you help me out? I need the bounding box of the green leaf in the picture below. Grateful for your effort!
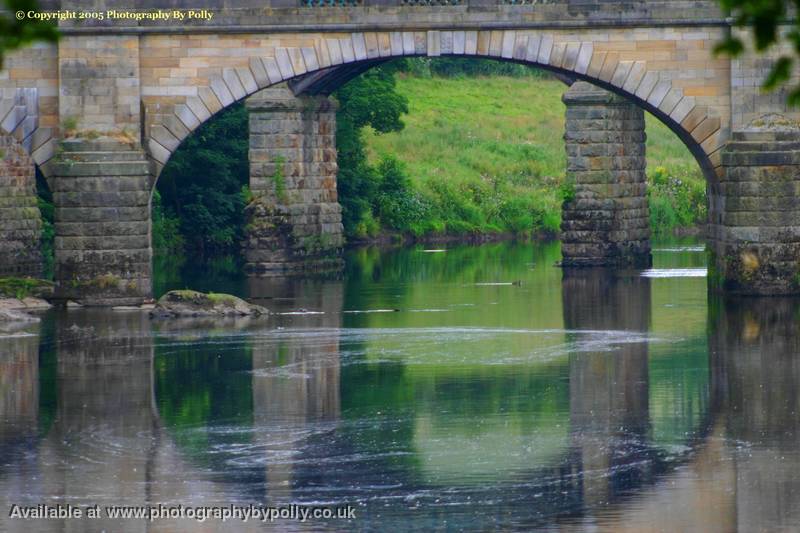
[763,56,793,90]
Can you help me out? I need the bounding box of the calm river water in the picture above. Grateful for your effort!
[1,239,799,532]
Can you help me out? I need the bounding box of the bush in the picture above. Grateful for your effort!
[647,166,707,235]
[156,102,248,256]
[151,189,185,255]
[373,157,433,231]
[335,66,409,237]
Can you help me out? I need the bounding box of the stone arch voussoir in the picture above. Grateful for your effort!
[146,29,724,182]
[0,87,55,175]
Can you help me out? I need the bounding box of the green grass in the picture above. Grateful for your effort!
[364,74,706,236]
[0,277,54,299]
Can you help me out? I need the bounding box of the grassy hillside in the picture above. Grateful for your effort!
[364,74,705,236]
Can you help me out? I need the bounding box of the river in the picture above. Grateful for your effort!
[1,238,799,531]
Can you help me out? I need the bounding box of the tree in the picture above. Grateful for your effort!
[334,63,409,235]
[716,0,800,104]
[156,103,249,256]
[0,0,58,69]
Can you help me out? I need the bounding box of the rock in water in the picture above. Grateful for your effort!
[0,308,40,323]
[150,290,268,318]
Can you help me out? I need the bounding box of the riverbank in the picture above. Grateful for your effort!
[346,223,703,249]
[346,228,556,247]
[362,74,706,240]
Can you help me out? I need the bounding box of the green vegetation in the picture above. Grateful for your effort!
[155,102,249,257]
[400,56,553,79]
[0,276,53,299]
[647,166,707,236]
[270,155,288,202]
[35,170,54,277]
[0,0,59,69]
[362,66,706,238]
[334,63,409,237]
[151,189,184,256]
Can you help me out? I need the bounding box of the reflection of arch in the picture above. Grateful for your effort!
[146,30,720,183]
[0,304,740,531]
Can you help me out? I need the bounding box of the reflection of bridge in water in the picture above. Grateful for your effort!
[1,277,799,531]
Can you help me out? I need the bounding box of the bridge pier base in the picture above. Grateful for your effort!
[713,132,800,295]
[0,135,43,278]
[560,82,651,268]
[243,86,344,276]
[51,140,151,306]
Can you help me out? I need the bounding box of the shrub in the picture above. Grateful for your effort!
[647,166,707,234]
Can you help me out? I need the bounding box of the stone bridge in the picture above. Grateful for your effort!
[1,0,799,304]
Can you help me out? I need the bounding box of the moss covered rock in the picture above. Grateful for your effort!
[151,290,268,318]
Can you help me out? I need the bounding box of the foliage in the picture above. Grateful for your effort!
[396,57,553,79]
[337,61,569,239]
[270,156,287,202]
[715,0,800,105]
[364,70,707,237]
[35,170,54,278]
[647,166,707,235]
[0,0,59,69]
[156,102,248,256]
[151,189,185,256]
[374,156,432,233]
[334,65,409,235]
[0,276,53,299]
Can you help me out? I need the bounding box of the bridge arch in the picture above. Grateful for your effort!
[0,87,56,178]
[143,30,724,185]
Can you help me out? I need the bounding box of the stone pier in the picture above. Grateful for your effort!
[713,130,800,294]
[244,85,344,276]
[0,135,42,277]
[561,82,651,268]
[50,140,152,306]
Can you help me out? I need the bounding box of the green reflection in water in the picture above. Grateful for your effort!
[154,335,254,468]
[37,315,58,436]
[150,239,710,489]
[648,339,710,448]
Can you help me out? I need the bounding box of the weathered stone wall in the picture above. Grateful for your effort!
[50,139,151,305]
[713,131,800,295]
[57,35,141,137]
[0,135,42,277]
[730,28,800,131]
[561,81,651,268]
[244,85,343,275]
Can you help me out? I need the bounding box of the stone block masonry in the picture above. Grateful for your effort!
[0,135,42,277]
[560,82,651,268]
[49,139,151,306]
[713,131,800,295]
[244,85,344,275]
